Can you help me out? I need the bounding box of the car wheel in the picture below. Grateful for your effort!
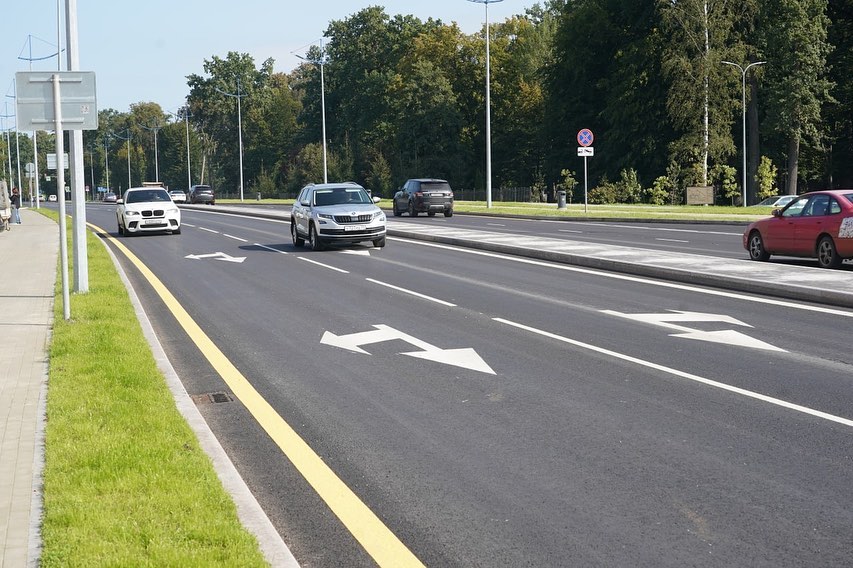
[748,231,770,261]
[309,224,324,251]
[291,220,304,247]
[408,201,418,217]
[373,236,386,248]
[428,211,436,217]
[817,236,842,268]
[117,218,124,235]
[444,209,453,218]
[392,201,402,217]
[173,226,181,235]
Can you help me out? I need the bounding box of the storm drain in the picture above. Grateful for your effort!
[192,392,234,405]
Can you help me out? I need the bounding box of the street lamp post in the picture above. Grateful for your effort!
[140,123,161,182]
[111,130,132,191]
[293,40,328,183]
[722,60,766,207]
[467,0,503,209]
[214,81,246,201]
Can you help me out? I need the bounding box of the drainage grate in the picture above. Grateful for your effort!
[191,392,234,405]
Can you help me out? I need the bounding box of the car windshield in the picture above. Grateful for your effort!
[126,189,171,203]
[313,188,371,206]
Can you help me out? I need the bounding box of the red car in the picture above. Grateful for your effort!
[743,190,853,268]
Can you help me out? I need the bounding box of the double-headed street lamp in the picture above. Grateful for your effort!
[214,80,246,201]
[722,60,766,207]
[293,39,328,184]
[467,0,503,209]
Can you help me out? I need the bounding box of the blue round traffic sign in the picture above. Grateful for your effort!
[577,129,594,147]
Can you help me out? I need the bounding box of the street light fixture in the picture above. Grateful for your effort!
[293,39,328,183]
[214,80,246,201]
[139,122,162,182]
[722,60,766,207]
[467,0,503,209]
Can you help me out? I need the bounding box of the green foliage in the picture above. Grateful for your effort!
[712,163,739,203]
[616,168,643,203]
[646,176,673,205]
[756,155,778,198]
[589,177,618,204]
[366,150,393,197]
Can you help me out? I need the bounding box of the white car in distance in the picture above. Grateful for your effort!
[116,187,181,235]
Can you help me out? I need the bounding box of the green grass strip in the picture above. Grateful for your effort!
[38,209,269,567]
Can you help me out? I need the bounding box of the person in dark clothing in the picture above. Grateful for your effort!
[10,187,21,224]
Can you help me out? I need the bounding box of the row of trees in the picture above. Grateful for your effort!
[2,1,850,204]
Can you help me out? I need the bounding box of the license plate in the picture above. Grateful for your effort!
[143,219,162,225]
[344,225,366,231]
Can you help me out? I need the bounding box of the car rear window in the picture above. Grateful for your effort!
[421,182,451,192]
[843,193,853,205]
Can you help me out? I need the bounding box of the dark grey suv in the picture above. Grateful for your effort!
[393,178,454,217]
[189,184,215,205]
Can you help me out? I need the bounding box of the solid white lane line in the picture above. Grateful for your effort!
[655,238,689,243]
[254,243,289,255]
[366,278,457,307]
[558,229,583,233]
[298,257,349,273]
[487,223,506,227]
[493,317,853,428]
[224,233,249,242]
[390,238,853,318]
[199,227,219,234]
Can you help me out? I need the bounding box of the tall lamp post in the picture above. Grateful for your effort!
[293,40,328,183]
[111,129,132,191]
[722,60,766,207]
[140,122,161,182]
[467,0,503,209]
[214,80,246,201]
[166,107,193,190]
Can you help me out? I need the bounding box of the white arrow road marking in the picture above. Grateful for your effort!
[601,309,786,352]
[185,252,246,263]
[321,324,495,374]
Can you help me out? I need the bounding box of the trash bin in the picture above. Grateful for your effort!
[557,190,567,209]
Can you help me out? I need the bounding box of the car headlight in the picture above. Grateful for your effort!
[318,213,333,219]
[374,210,385,220]
[125,210,140,216]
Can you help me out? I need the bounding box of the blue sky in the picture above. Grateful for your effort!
[1,1,526,118]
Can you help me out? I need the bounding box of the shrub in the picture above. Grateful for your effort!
[756,156,778,200]
[646,176,672,205]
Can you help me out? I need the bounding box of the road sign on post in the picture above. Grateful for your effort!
[16,71,98,321]
[577,129,594,213]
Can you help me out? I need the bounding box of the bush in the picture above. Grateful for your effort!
[646,176,672,205]
[616,168,642,203]
[756,156,778,200]
[589,177,618,204]
[712,164,739,204]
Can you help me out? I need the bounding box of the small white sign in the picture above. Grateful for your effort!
[47,153,69,170]
[577,146,594,157]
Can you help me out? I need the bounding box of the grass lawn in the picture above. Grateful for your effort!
[38,209,269,567]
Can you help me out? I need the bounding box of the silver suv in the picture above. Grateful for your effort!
[291,182,386,250]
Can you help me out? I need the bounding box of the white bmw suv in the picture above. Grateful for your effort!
[291,182,386,250]
[116,187,181,235]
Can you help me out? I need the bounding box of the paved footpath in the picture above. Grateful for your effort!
[0,209,56,567]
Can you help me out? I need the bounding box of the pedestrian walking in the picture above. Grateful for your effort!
[10,186,22,224]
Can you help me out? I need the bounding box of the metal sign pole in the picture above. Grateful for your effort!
[583,156,588,214]
[53,73,70,320]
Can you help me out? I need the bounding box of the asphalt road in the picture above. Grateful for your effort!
[82,203,853,567]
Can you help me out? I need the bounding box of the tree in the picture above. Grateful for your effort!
[758,0,834,194]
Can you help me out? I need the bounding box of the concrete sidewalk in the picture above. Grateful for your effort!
[0,209,56,567]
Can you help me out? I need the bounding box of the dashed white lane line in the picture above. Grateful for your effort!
[366,278,457,307]
[494,317,853,428]
[254,243,289,255]
[298,257,349,273]
[199,227,219,234]
[224,233,249,242]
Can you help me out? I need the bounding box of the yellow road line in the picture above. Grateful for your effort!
[90,223,425,567]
